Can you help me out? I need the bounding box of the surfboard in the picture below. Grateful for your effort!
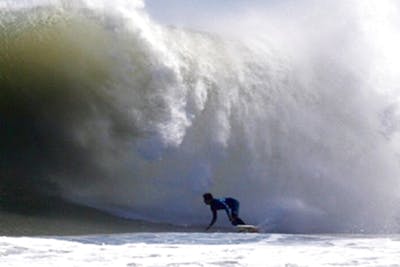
[236,224,259,233]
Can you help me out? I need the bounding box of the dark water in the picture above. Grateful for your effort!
[0,199,204,236]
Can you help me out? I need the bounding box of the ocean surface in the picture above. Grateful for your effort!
[2,233,400,266]
[2,0,400,266]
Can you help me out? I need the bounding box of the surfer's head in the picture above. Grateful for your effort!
[203,193,213,205]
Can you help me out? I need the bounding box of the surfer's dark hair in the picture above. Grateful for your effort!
[203,193,213,200]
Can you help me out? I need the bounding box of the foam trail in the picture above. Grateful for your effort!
[1,0,400,233]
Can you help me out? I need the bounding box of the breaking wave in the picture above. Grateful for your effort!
[1,0,400,233]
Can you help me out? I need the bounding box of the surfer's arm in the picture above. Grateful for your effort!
[206,209,217,230]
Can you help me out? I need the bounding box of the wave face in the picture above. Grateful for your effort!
[1,0,400,233]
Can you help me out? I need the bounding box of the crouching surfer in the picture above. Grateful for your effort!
[203,193,246,230]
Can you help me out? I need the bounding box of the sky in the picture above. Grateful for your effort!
[144,0,281,28]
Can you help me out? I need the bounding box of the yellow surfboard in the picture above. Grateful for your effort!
[236,225,260,233]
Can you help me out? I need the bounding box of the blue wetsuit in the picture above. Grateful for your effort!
[207,197,245,228]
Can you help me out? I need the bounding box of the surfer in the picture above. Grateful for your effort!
[203,193,246,230]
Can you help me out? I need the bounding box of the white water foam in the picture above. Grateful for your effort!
[1,233,400,266]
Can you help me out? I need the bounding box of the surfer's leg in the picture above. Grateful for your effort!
[231,217,245,225]
[230,202,245,225]
[231,216,246,225]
